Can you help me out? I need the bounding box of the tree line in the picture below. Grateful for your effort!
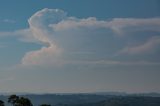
[0,95,50,106]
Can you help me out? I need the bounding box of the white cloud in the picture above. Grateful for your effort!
[0,29,42,44]
[28,8,67,44]
[50,17,160,36]
[58,59,160,66]
[21,8,109,65]
[118,36,160,55]
[1,8,160,66]
[22,8,66,65]
[2,19,15,23]
[22,45,61,65]
[21,8,160,65]
[50,17,108,31]
[108,18,160,35]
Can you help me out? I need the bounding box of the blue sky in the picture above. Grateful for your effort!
[0,0,160,93]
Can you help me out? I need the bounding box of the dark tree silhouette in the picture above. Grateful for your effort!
[16,97,33,106]
[40,104,51,106]
[8,95,32,106]
[0,100,4,106]
[8,95,19,106]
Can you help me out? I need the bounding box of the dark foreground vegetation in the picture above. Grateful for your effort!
[0,94,160,106]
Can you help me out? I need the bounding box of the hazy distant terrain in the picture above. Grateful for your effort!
[1,93,160,106]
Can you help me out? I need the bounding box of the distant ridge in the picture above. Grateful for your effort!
[0,93,160,106]
[131,92,160,97]
[92,92,160,97]
[1,92,160,97]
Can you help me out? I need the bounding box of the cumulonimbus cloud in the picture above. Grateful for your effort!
[22,8,115,65]
[9,8,159,65]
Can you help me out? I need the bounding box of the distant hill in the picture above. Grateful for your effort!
[0,94,109,106]
[92,92,160,97]
[64,96,160,106]
[0,93,160,106]
[131,92,160,97]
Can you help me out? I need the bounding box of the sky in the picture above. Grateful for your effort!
[0,0,160,93]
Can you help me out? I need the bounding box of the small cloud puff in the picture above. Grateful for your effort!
[2,19,16,23]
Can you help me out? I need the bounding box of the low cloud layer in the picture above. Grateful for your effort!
[117,36,160,55]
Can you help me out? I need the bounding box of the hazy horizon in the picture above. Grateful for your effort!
[1,91,160,95]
